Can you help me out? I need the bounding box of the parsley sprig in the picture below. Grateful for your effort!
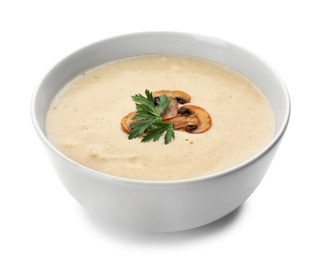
[128,89,175,144]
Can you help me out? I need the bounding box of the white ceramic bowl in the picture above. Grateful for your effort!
[31,32,290,232]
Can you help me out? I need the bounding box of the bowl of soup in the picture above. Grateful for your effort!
[31,32,290,232]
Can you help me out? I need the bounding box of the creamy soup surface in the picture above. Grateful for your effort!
[46,55,275,181]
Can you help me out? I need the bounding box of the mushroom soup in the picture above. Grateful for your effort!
[46,55,275,181]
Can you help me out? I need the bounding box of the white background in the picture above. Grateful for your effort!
[1,1,317,259]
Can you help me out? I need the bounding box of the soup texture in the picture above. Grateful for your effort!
[46,55,275,181]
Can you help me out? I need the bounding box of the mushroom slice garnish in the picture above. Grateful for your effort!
[164,105,212,133]
[152,90,191,104]
[164,115,199,132]
[152,90,191,119]
[121,111,136,133]
[121,91,211,136]
[179,105,212,133]
[159,98,179,119]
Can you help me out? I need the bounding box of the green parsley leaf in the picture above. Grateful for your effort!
[141,120,175,144]
[128,89,175,144]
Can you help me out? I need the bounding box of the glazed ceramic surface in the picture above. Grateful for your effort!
[31,32,290,232]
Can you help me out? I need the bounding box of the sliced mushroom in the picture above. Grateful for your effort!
[152,90,191,119]
[164,114,199,132]
[159,98,179,119]
[121,111,136,133]
[164,105,212,133]
[121,90,212,135]
[152,90,191,104]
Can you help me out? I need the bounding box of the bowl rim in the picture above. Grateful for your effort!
[30,31,291,186]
